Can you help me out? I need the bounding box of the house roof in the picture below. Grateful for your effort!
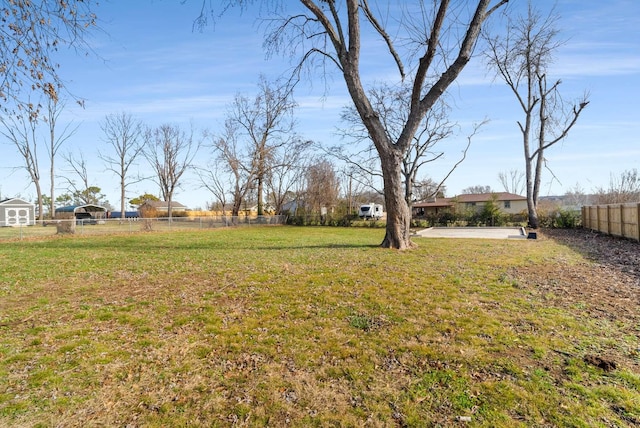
[0,197,34,206]
[140,200,187,209]
[412,198,454,208]
[453,192,526,203]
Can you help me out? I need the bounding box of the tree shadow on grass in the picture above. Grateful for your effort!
[23,239,381,252]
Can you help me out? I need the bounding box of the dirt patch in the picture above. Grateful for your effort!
[508,228,640,371]
[543,228,640,280]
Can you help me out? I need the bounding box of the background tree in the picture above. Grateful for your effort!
[55,192,73,207]
[99,112,145,219]
[45,97,78,219]
[228,76,297,216]
[143,124,199,219]
[203,120,255,217]
[498,169,525,195]
[479,193,502,226]
[413,178,446,202]
[129,193,160,207]
[0,1,97,109]
[266,138,312,215]
[305,158,340,216]
[62,151,107,206]
[64,186,106,206]
[0,101,44,219]
[199,157,230,216]
[461,185,494,194]
[208,0,508,249]
[594,169,640,204]
[563,183,590,207]
[485,3,589,228]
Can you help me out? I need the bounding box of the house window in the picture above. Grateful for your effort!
[466,202,476,207]
[504,201,511,209]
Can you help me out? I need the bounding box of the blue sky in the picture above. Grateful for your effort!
[1,0,639,210]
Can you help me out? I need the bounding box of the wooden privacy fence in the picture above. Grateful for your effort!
[582,203,640,241]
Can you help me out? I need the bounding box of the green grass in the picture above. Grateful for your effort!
[0,226,638,426]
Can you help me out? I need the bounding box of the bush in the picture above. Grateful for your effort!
[351,220,386,228]
[411,211,458,228]
[540,208,581,228]
[286,213,386,227]
[411,219,430,228]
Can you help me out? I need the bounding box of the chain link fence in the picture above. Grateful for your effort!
[0,215,288,241]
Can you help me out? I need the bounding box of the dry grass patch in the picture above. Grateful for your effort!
[0,226,638,426]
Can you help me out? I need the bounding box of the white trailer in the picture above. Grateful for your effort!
[358,203,383,220]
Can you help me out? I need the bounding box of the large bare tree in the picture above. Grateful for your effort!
[45,97,78,218]
[0,101,44,218]
[228,76,297,216]
[99,112,145,218]
[0,1,97,109]
[485,3,588,228]
[206,0,508,248]
[202,120,255,217]
[143,124,199,218]
[1,97,78,219]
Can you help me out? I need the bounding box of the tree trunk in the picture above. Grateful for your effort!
[231,197,241,217]
[35,181,44,221]
[380,150,414,249]
[257,147,265,216]
[525,157,539,228]
[529,148,545,228]
[120,175,126,219]
[50,161,55,219]
[257,175,264,216]
[404,169,413,207]
[526,190,538,228]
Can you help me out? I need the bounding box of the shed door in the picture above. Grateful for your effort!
[4,207,30,226]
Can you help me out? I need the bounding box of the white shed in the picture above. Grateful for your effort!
[0,198,36,227]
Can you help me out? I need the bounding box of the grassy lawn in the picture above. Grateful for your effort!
[0,226,638,426]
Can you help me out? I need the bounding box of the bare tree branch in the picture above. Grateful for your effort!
[361,0,405,79]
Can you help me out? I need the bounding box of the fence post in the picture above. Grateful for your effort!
[620,203,625,238]
[637,203,640,241]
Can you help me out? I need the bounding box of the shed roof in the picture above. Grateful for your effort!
[55,204,107,213]
[0,197,34,206]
